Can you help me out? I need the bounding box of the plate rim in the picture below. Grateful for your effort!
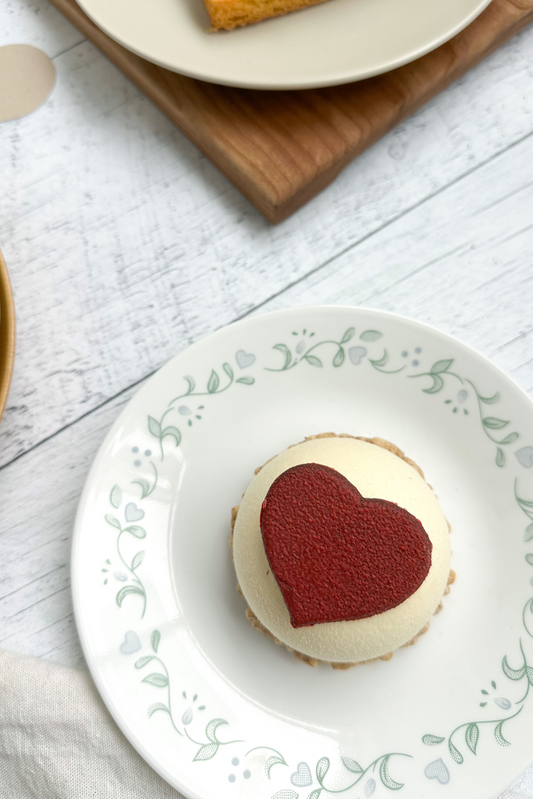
[72,0,494,90]
[71,304,533,799]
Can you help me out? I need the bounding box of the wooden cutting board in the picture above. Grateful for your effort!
[49,0,533,223]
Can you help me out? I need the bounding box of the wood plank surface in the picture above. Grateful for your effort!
[1,0,533,681]
[1,22,533,468]
[2,0,533,791]
[3,0,84,57]
[47,0,533,222]
[1,129,533,667]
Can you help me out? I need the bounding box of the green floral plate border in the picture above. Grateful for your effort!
[72,307,533,799]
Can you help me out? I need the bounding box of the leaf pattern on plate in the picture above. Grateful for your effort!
[93,318,533,795]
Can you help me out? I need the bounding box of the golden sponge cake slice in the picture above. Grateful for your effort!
[203,0,330,31]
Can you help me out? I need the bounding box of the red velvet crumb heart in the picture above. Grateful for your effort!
[260,462,432,628]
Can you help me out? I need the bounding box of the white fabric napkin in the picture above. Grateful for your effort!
[0,649,183,798]
[1,648,532,798]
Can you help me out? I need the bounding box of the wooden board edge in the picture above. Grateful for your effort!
[272,2,533,222]
[48,0,533,223]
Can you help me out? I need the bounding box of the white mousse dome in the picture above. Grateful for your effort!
[232,436,451,664]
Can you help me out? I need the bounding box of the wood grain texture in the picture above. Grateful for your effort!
[0,387,134,667]
[47,0,533,222]
[257,134,533,393]
[1,132,533,668]
[1,23,533,468]
[1,0,84,58]
[1,0,533,693]
[0,0,533,790]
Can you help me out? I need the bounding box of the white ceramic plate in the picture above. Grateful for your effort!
[74,0,492,89]
[73,306,533,799]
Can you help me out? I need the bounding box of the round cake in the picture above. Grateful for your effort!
[231,434,453,668]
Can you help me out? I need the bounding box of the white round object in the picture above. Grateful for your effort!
[0,45,55,122]
[74,0,493,89]
[73,306,533,799]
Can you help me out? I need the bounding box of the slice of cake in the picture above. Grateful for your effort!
[203,0,330,31]
[231,434,454,668]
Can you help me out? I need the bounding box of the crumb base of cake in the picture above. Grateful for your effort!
[204,0,329,31]
[240,574,455,668]
[231,433,455,669]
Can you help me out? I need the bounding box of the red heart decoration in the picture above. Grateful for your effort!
[260,463,432,628]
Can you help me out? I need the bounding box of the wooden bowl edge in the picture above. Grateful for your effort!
[0,249,16,424]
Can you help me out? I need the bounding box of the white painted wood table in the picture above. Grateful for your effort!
[1,0,533,791]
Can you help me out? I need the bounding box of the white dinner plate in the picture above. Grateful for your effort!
[74,0,492,89]
[73,306,533,799]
